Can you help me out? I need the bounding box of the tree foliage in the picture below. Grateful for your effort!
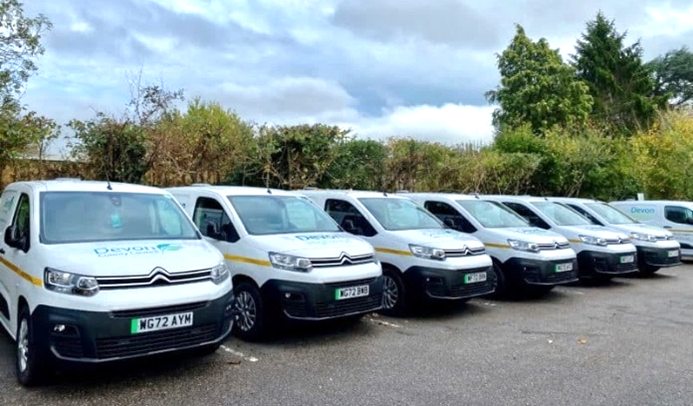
[486,24,592,133]
[647,47,693,107]
[571,12,665,134]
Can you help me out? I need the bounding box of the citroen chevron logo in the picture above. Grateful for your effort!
[311,252,373,267]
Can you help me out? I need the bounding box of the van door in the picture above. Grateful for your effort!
[324,199,377,238]
[191,196,241,250]
[0,191,34,330]
[423,201,477,233]
[662,205,693,253]
[503,202,551,230]
[0,189,19,325]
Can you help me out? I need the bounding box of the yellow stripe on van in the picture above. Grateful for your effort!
[0,257,42,287]
[568,239,581,244]
[483,243,511,249]
[224,254,271,267]
[667,229,693,233]
[374,247,413,256]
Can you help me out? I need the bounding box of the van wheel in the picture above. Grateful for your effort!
[232,282,266,341]
[16,307,51,387]
[380,269,408,316]
[488,262,509,298]
[639,265,660,276]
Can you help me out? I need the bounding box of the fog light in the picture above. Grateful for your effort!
[53,324,66,333]
[283,292,304,301]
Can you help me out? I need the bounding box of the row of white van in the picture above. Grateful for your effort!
[0,179,685,386]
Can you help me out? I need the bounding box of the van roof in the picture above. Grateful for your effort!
[547,197,601,204]
[166,185,298,197]
[481,194,548,203]
[611,200,693,205]
[298,189,411,199]
[398,192,480,201]
[7,179,164,194]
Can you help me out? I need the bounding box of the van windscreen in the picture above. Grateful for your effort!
[530,201,592,226]
[40,192,200,244]
[358,197,443,231]
[227,195,340,235]
[585,203,637,224]
[456,200,529,228]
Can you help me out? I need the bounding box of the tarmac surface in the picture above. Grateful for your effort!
[1,265,692,406]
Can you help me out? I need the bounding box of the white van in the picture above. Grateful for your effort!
[298,190,495,315]
[0,180,234,386]
[610,200,693,258]
[166,186,383,341]
[402,193,579,296]
[483,195,638,280]
[550,198,681,275]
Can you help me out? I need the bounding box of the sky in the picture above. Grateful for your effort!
[20,0,693,156]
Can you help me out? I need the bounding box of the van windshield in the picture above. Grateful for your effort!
[585,203,637,224]
[359,197,443,231]
[457,200,529,228]
[40,192,199,244]
[228,195,340,235]
[531,201,592,226]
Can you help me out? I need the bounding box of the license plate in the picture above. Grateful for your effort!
[668,250,679,258]
[555,263,574,273]
[336,285,369,300]
[131,312,193,334]
[620,255,635,264]
[464,272,487,284]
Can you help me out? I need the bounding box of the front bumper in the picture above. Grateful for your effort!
[262,276,384,321]
[34,290,235,363]
[577,250,639,276]
[637,246,682,268]
[404,265,496,300]
[503,257,579,286]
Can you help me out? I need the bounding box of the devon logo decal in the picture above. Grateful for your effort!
[93,243,183,257]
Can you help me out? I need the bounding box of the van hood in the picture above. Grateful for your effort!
[248,232,374,258]
[561,225,629,239]
[389,229,485,250]
[610,223,672,237]
[492,227,570,244]
[40,239,223,277]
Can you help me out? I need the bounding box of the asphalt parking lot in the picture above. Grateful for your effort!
[1,265,692,406]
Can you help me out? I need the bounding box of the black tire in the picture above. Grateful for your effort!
[639,265,660,276]
[379,268,408,316]
[15,306,52,387]
[232,282,266,342]
[487,262,510,299]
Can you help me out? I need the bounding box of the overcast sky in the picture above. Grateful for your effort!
[21,0,693,154]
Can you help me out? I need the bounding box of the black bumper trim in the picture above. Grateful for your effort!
[577,250,639,276]
[261,277,384,321]
[404,265,496,300]
[34,290,235,364]
[502,257,579,286]
[637,246,682,268]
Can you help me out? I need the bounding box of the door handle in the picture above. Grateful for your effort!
[663,226,672,229]
[0,248,5,254]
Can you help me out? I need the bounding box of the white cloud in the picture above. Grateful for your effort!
[347,104,495,145]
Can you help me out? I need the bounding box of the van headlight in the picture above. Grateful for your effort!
[211,263,230,284]
[44,268,99,297]
[409,245,446,260]
[630,232,657,242]
[507,239,540,253]
[269,252,313,272]
[579,235,608,246]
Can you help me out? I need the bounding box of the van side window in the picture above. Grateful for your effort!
[325,199,377,237]
[193,197,240,242]
[424,201,477,233]
[567,204,602,225]
[9,194,31,252]
[504,202,551,230]
[664,206,693,225]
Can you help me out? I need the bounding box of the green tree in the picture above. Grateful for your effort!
[647,47,693,107]
[571,12,665,134]
[320,138,388,190]
[486,24,592,134]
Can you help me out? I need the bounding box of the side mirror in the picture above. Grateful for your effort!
[4,226,26,251]
[443,218,457,229]
[343,219,356,233]
[686,218,693,225]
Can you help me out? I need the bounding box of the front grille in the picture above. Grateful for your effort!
[426,268,495,298]
[537,241,571,250]
[310,253,375,268]
[96,268,213,290]
[95,323,217,359]
[543,270,578,283]
[315,295,382,318]
[605,238,629,245]
[324,277,378,288]
[444,246,486,257]
[111,301,208,318]
[283,300,309,318]
[594,258,637,273]
[52,336,84,358]
[645,251,680,265]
